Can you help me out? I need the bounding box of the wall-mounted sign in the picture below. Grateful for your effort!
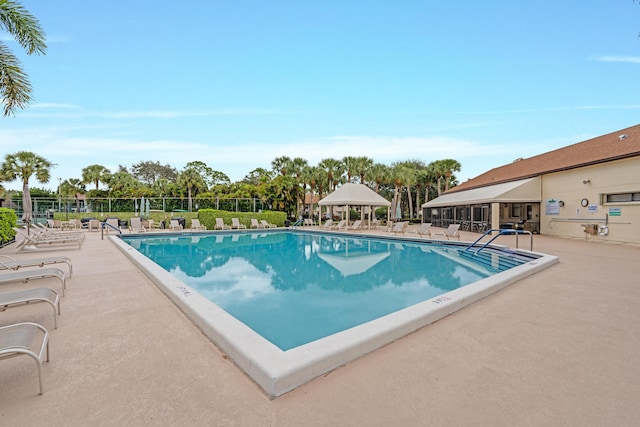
[587,204,598,213]
[545,199,560,215]
[609,208,621,217]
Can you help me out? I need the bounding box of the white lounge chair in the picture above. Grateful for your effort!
[215,218,230,230]
[412,223,432,238]
[104,218,121,233]
[231,218,246,229]
[146,219,162,230]
[250,218,264,229]
[433,224,461,240]
[260,219,277,228]
[33,224,85,241]
[190,219,206,230]
[321,220,334,230]
[0,255,73,277]
[331,220,346,230]
[390,221,409,235]
[169,219,183,231]
[129,217,146,232]
[14,228,83,253]
[0,288,60,328]
[348,220,362,230]
[0,322,50,395]
[88,219,101,232]
[0,267,67,296]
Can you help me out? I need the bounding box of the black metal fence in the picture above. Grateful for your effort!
[2,196,267,223]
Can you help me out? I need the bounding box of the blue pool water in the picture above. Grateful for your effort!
[123,231,533,351]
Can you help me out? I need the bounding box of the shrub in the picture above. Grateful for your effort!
[0,208,18,246]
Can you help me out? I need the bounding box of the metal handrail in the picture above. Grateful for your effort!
[464,228,533,253]
[100,222,122,240]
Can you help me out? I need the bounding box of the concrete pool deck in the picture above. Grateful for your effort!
[1,226,639,425]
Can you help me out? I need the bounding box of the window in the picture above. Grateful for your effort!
[511,204,521,217]
[604,192,640,203]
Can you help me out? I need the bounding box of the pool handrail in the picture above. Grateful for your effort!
[101,221,122,239]
[464,228,533,253]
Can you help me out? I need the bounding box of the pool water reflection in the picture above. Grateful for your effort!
[124,231,514,350]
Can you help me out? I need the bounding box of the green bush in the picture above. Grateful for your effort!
[198,209,286,229]
[0,208,18,245]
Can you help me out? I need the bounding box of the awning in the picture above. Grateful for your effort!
[422,177,541,208]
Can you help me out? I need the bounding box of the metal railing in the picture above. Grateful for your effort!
[464,228,534,253]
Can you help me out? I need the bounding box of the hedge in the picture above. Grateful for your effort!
[0,208,17,246]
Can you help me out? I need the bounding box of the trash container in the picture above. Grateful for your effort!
[499,223,514,229]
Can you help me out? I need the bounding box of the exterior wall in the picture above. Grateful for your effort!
[540,157,640,245]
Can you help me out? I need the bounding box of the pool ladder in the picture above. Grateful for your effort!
[464,229,534,254]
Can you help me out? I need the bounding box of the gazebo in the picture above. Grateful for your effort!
[318,183,391,228]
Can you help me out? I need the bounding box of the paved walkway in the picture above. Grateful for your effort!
[1,226,639,426]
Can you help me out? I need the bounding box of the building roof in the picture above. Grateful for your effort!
[448,124,640,194]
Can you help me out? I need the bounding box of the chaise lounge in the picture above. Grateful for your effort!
[0,322,50,395]
[14,228,83,253]
[433,224,461,240]
[0,255,73,277]
[0,267,67,296]
[0,287,60,328]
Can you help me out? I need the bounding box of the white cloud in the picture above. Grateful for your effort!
[593,55,640,64]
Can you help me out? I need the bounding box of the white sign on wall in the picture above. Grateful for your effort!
[545,199,560,215]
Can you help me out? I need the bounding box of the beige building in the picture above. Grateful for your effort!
[423,124,640,245]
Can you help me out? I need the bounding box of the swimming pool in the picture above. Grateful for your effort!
[113,229,558,397]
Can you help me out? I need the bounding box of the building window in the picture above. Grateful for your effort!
[511,204,521,217]
[604,192,640,203]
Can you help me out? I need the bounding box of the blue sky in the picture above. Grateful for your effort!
[2,1,640,191]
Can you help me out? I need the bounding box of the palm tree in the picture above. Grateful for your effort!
[342,156,358,183]
[82,164,111,189]
[318,158,344,191]
[60,178,85,212]
[439,159,462,192]
[391,162,415,220]
[0,151,53,224]
[0,0,47,116]
[366,163,390,193]
[290,157,309,216]
[177,168,206,212]
[354,156,374,184]
[107,171,138,196]
[271,156,292,176]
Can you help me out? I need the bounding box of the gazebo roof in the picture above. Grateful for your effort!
[318,183,391,206]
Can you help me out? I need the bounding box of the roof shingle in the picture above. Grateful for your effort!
[448,124,640,193]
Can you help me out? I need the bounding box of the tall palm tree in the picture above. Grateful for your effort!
[60,178,85,212]
[398,159,424,219]
[177,168,206,212]
[81,164,111,190]
[342,156,358,183]
[318,158,344,191]
[290,157,309,216]
[439,159,462,192]
[354,156,374,185]
[366,163,390,193]
[391,162,415,220]
[0,0,47,116]
[0,151,53,224]
[271,156,292,176]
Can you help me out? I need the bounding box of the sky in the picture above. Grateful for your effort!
[2,1,640,191]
